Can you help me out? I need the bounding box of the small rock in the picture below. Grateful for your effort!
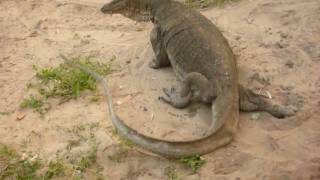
[116,95,133,105]
[275,42,286,48]
[143,107,148,111]
[29,31,38,37]
[56,2,67,7]
[247,18,254,24]
[16,111,26,121]
[285,60,294,68]
[2,56,10,60]
[136,27,144,31]
[251,113,261,121]
[73,33,80,39]
[280,32,288,39]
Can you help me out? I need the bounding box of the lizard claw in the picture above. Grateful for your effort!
[160,88,173,105]
[162,88,172,98]
[148,59,161,69]
[158,96,171,104]
[170,87,176,93]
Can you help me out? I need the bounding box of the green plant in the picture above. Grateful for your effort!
[0,144,15,158]
[35,58,110,100]
[0,111,10,116]
[0,144,104,180]
[20,95,50,115]
[179,155,205,172]
[184,0,200,8]
[43,159,65,179]
[20,95,43,109]
[74,140,98,173]
[71,140,104,179]
[21,56,112,114]
[213,0,238,5]
[0,145,42,180]
[20,138,31,149]
[164,166,182,180]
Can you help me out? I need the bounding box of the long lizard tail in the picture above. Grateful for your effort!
[61,55,239,158]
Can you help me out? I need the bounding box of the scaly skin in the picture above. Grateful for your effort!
[69,0,294,158]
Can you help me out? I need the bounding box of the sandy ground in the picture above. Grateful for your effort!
[1,0,320,179]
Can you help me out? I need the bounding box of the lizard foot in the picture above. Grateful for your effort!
[148,59,161,69]
[158,87,191,109]
[269,105,298,118]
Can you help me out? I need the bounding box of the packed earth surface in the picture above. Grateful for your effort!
[1,0,320,179]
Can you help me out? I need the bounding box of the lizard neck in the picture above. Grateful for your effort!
[150,0,182,24]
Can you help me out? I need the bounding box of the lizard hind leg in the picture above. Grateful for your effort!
[159,87,192,108]
[159,72,216,108]
[239,85,296,118]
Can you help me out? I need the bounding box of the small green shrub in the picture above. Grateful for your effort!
[20,56,112,114]
[35,57,111,100]
[180,155,205,172]
[20,95,49,114]
[20,95,43,109]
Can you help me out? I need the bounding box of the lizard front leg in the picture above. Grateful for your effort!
[149,24,170,69]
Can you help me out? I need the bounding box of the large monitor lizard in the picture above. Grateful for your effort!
[66,0,295,158]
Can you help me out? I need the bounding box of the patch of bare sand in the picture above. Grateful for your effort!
[0,0,319,179]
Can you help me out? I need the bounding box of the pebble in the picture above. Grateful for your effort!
[285,60,294,68]
[251,113,261,121]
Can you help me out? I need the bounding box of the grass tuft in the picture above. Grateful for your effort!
[43,159,65,179]
[164,166,182,180]
[0,112,10,116]
[179,155,205,172]
[20,56,112,114]
[76,145,97,173]
[20,95,43,109]
[0,145,42,180]
[20,95,50,115]
[35,57,111,100]
[0,142,104,179]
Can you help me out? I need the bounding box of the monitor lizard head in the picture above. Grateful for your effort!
[101,0,153,22]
